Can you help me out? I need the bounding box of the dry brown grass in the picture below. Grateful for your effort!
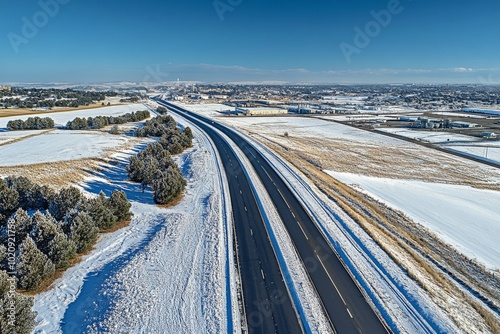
[99,220,132,234]
[260,138,500,333]
[0,158,104,189]
[155,193,185,208]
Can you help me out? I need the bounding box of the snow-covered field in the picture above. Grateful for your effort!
[218,116,404,145]
[0,104,152,167]
[0,103,147,128]
[33,119,238,333]
[172,103,235,117]
[0,129,46,144]
[379,128,500,165]
[379,128,480,143]
[0,130,130,166]
[325,171,500,270]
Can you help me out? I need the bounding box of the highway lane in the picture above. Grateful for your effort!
[155,100,303,333]
[160,99,389,334]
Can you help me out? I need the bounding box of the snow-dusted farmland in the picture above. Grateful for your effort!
[325,171,500,270]
[209,112,500,271]
[379,128,480,143]
[0,104,151,167]
[0,129,46,144]
[0,130,130,166]
[0,103,148,128]
[378,128,500,165]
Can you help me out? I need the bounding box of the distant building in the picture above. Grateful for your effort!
[480,132,497,138]
[236,107,288,116]
[449,121,480,128]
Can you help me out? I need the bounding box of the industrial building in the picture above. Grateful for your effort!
[236,107,288,116]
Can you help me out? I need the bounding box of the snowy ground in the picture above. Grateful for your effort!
[379,128,500,165]
[379,128,480,143]
[325,171,500,270]
[0,130,130,166]
[0,103,147,128]
[0,129,46,144]
[32,121,238,333]
[172,103,235,117]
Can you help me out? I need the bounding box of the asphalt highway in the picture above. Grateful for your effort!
[157,99,389,334]
[156,100,303,334]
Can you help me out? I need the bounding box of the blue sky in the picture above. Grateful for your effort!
[1,0,499,83]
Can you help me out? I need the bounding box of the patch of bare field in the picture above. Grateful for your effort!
[254,136,500,333]
[253,133,500,191]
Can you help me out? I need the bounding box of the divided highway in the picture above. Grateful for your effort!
[156,99,389,334]
[155,100,303,333]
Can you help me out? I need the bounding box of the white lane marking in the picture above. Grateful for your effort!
[261,165,273,181]
[317,254,348,306]
[291,211,296,218]
[347,308,353,319]
[297,221,309,240]
[261,269,265,280]
[277,189,291,209]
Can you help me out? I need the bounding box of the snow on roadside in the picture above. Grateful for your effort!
[324,171,500,270]
[33,123,237,333]
[231,130,460,333]
[218,129,333,334]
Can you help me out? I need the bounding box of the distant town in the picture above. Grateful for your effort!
[2,83,498,138]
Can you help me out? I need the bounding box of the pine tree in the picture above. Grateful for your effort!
[47,233,76,269]
[68,212,99,253]
[0,180,19,216]
[84,192,116,229]
[10,209,33,247]
[49,187,85,221]
[30,212,76,268]
[16,237,55,290]
[109,190,132,222]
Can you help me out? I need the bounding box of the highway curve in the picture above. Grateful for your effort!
[156,99,303,333]
[158,99,389,334]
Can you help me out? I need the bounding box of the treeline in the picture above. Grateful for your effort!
[0,176,132,333]
[1,88,118,109]
[7,117,54,131]
[65,110,150,130]
[127,115,193,204]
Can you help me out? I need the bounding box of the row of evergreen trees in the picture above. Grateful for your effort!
[6,117,55,131]
[127,115,193,204]
[0,177,133,333]
[65,110,150,130]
